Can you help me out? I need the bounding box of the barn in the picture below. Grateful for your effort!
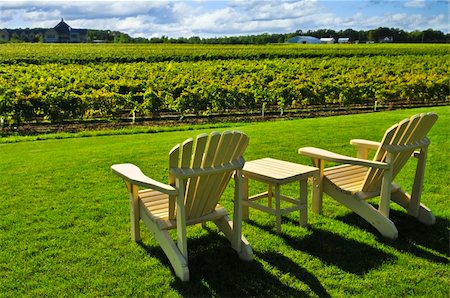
[287,36,320,44]
[44,19,87,43]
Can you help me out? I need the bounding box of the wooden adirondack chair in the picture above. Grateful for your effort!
[299,113,438,240]
[111,131,253,281]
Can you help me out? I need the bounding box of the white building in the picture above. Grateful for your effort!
[287,35,320,44]
[338,37,349,44]
[320,37,335,44]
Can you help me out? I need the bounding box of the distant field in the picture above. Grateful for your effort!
[0,107,448,296]
[1,43,448,64]
[0,43,448,124]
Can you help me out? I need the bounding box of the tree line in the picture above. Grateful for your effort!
[147,28,449,44]
[2,27,448,44]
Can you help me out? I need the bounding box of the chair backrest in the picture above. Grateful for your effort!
[168,131,249,220]
[362,112,438,192]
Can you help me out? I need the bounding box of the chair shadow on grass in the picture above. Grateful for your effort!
[138,229,309,297]
[248,219,397,275]
[256,251,331,298]
[335,208,450,263]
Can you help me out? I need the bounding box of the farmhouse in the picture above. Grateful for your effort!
[287,35,320,44]
[45,19,87,43]
[0,19,87,43]
[44,29,58,43]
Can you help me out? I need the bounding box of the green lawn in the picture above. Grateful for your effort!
[0,107,448,297]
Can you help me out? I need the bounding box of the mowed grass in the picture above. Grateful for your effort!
[0,106,448,297]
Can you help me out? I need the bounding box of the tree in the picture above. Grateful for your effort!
[114,32,132,43]
[390,28,408,42]
[422,29,446,43]
[368,30,376,41]
[340,28,358,42]
[375,27,393,40]
[408,30,423,42]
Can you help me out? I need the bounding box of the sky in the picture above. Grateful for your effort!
[0,0,448,38]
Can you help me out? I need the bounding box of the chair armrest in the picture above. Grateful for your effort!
[111,163,178,195]
[350,139,380,150]
[298,147,389,169]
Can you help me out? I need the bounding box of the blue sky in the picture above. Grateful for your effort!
[0,1,448,38]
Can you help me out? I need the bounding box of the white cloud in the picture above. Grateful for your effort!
[404,0,426,8]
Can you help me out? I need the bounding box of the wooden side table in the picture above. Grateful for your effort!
[242,158,319,233]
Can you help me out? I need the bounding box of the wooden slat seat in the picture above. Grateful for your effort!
[138,189,229,230]
[324,165,368,193]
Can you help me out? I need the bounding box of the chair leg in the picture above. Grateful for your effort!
[391,188,436,225]
[214,216,254,261]
[311,159,324,214]
[127,183,141,242]
[140,214,190,281]
[325,184,398,239]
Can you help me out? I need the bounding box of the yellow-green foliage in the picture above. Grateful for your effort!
[0,43,448,123]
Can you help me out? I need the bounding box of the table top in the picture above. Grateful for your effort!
[243,158,319,184]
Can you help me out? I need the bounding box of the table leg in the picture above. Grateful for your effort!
[268,184,273,209]
[242,176,249,221]
[275,184,281,234]
[299,179,308,227]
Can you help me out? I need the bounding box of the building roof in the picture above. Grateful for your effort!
[287,35,320,44]
[54,18,71,34]
[71,28,87,34]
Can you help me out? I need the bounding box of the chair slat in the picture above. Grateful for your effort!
[362,126,396,192]
[364,117,410,191]
[168,144,180,219]
[189,132,222,218]
[208,132,248,212]
[168,144,180,185]
[211,133,249,207]
[390,115,423,179]
[199,131,235,215]
[362,113,437,192]
[180,138,193,168]
[391,113,437,179]
[202,132,222,167]
[185,134,209,218]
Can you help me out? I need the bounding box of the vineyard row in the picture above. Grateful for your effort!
[0,43,448,65]
[0,54,448,124]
